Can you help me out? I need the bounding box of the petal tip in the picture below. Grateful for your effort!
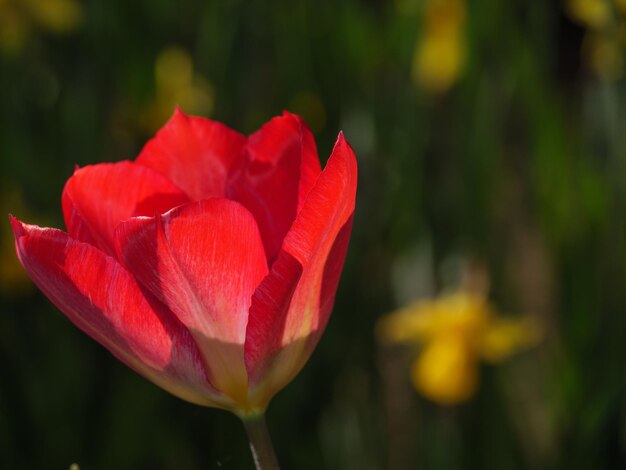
[272,110,308,130]
[332,131,356,159]
[9,214,26,238]
[280,110,300,121]
[171,106,190,122]
[333,132,357,165]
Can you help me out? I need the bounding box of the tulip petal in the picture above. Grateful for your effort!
[62,161,189,256]
[245,133,357,406]
[10,217,224,408]
[136,108,246,200]
[115,199,268,406]
[228,112,322,263]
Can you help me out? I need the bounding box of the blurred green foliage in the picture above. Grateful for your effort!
[1,0,626,469]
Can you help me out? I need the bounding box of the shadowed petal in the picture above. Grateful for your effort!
[115,199,268,406]
[136,108,246,200]
[228,112,322,263]
[62,161,189,256]
[10,217,224,408]
[244,133,357,407]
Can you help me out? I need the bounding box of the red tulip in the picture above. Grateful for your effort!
[10,109,357,417]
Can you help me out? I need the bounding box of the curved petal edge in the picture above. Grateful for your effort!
[10,216,231,408]
[244,133,357,406]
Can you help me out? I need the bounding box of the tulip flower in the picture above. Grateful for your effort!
[11,109,357,469]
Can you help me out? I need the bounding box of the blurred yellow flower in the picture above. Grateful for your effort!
[412,0,466,94]
[413,330,477,404]
[377,291,540,405]
[0,0,83,55]
[141,46,214,131]
[566,0,626,80]
[566,0,611,29]
[25,0,83,34]
[583,32,624,80]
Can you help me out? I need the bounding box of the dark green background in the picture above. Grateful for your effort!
[1,0,625,468]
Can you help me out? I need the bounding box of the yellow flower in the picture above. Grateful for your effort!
[0,0,83,55]
[565,0,626,80]
[583,32,624,81]
[141,46,214,131]
[566,0,611,29]
[413,331,478,404]
[412,0,466,94]
[24,0,83,34]
[377,291,540,405]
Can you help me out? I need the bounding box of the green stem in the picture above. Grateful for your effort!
[242,414,280,470]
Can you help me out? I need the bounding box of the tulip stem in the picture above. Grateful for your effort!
[242,414,280,470]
